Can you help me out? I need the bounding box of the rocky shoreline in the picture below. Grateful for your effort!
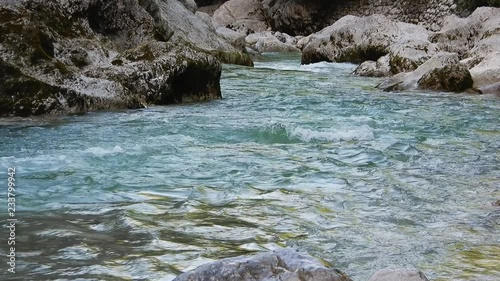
[0,0,251,117]
[1,0,499,117]
[205,0,499,94]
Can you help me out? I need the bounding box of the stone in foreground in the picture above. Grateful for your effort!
[173,248,352,281]
[0,0,254,117]
[368,268,430,281]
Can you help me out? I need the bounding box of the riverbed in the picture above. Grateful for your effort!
[0,53,498,281]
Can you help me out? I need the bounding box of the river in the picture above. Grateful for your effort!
[0,53,499,281]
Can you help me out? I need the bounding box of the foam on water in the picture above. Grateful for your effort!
[256,122,375,143]
[254,60,357,73]
[85,145,124,156]
[0,52,498,281]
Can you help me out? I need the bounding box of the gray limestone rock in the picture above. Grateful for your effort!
[212,0,269,34]
[0,0,252,116]
[173,248,352,281]
[368,268,430,281]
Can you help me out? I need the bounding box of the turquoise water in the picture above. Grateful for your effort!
[0,53,499,281]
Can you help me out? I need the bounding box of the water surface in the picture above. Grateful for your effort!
[0,53,499,281]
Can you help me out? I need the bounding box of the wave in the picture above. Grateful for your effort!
[254,122,374,144]
[254,61,357,73]
[85,145,124,156]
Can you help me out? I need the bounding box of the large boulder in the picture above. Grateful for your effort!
[216,27,246,51]
[179,0,197,13]
[430,7,500,89]
[478,82,500,95]
[195,11,215,32]
[368,268,430,281]
[354,55,391,77]
[376,52,462,91]
[469,51,500,88]
[301,14,434,72]
[173,248,352,281]
[418,63,473,92]
[430,7,500,59]
[212,0,269,34]
[264,0,329,36]
[145,0,252,65]
[389,39,440,73]
[245,31,300,53]
[0,0,253,117]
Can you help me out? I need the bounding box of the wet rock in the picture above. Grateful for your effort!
[212,0,269,34]
[418,63,473,92]
[0,0,253,117]
[245,31,300,53]
[430,7,500,89]
[173,248,352,281]
[368,268,430,281]
[377,53,460,91]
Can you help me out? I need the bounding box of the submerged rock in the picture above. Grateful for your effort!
[173,248,352,281]
[0,0,252,117]
[368,268,430,281]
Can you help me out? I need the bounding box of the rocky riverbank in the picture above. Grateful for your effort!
[0,0,251,117]
[199,0,499,94]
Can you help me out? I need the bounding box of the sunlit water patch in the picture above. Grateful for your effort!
[0,53,499,281]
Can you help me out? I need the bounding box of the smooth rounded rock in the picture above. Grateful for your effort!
[418,63,473,92]
[173,248,352,281]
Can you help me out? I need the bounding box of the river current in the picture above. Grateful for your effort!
[0,53,499,281]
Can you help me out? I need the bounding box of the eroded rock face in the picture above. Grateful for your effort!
[245,31,300,53]
[301,14,433,69]
[376,52,461,91]
[468,51,500,88]
[173,248,352,281]
[265,0,332,36]
[430,7,500,88]
[368,268,430,281]
[354,55,391,77]
[418,63,473,92]
[0,0,253,117]
[430,7,500,59]
[212,0,269,34]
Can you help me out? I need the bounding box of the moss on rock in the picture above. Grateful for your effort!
[418,64,474,92]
